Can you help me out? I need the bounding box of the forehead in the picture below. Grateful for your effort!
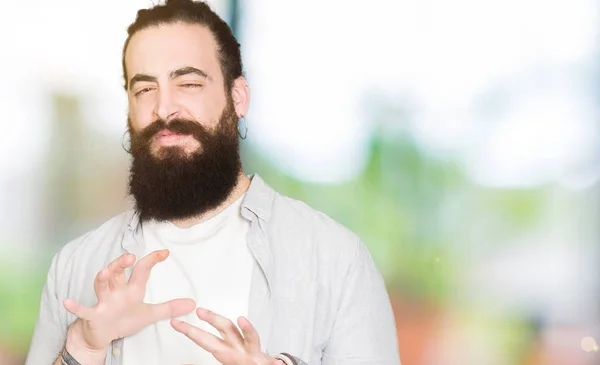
[125,22,222,81]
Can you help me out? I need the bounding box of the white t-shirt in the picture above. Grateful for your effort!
[123,195,253,365]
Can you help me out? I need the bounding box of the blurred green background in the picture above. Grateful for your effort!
[1,0,600,364]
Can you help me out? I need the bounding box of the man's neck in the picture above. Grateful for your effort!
[170,171,251,229]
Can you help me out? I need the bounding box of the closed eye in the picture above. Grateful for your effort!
[134,87,154,97]
[181,84,203,88]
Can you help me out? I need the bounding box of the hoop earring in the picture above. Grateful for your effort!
[121,130,131,154]
[238,116,248,140]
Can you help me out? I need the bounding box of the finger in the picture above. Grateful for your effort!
[145,298,196,323]
[237,316,261,353]
[196,307,245,347]
[107,253,135,289]
[171,319,225,353]
[93,268,111,300]
[129,250,169,288]
[63,298,94,320]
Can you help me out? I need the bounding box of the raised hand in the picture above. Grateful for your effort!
[63,250,196,364]
[172,308,281,365]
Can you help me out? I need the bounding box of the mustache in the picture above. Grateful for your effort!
[134,118,210,143]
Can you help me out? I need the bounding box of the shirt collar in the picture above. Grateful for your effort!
[240,173,275,223]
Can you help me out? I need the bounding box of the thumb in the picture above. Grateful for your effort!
[63,298,93,320]
[146,298,196,322]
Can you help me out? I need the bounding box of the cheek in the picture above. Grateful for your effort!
[180,96,225,129]
[128,103,154,131]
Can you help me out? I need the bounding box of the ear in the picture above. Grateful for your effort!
[231,76,250,118]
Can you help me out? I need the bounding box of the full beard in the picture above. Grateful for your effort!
[127,100,241,223]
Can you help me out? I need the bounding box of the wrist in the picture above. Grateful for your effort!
[65,321,108,365]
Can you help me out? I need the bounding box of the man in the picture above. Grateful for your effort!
[26,1,401,364]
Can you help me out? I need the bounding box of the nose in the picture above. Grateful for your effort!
[153,86,179,121]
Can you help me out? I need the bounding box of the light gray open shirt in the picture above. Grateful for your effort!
[26,175,401,365]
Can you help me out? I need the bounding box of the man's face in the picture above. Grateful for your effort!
[123,22,245,222]
[125,22,229,156]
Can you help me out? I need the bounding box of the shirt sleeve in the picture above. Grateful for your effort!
[25,254,67,365]
[322,239,401,365]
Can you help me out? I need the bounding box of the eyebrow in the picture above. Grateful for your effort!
[129,66,212,90]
